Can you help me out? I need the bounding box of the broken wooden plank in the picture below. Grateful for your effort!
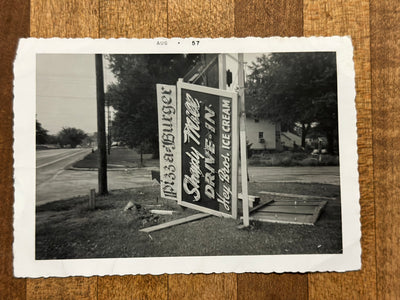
[271,199,326,204]
[259,191,336,200]
[139,213,210,233]
[257,205,317,215]
[249,212,315,225]
[150,209,175,215]
[268,201,324,206]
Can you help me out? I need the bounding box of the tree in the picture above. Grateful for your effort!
[105,54,200,160]
[246,52,338,153]
[47,134,59,145]
[36,120,49,144]
[57,127,88,148]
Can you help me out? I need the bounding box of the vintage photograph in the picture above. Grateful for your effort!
[35,50,341,259]
[14,38,359,276]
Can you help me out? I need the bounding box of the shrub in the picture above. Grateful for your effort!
[248,151,339,167]
[299,157,319,166]
[319,155,339,166]
[292,152,308,161]
[249,156,272,166]
[271,152,293,166]
[280,156,293,166]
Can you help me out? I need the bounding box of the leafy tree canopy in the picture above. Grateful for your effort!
[57,127,88,148]
[245,52,338,152]
[106,54,200,154]
[36,120,49,144]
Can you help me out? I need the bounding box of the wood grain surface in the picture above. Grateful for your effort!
[235,2,308,299]
[304,1,377,299]
[370,1,400,299]
[0,1,29,299]
[1,0,399,298]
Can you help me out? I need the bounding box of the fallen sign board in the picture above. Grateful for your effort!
[177,80,239,218]
[247,199,328,225]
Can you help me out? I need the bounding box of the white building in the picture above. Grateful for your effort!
[246,118,301,152]
[246,118,279,151]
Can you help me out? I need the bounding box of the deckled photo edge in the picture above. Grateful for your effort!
[13,37,360,277]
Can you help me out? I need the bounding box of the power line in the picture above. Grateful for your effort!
[37,95,96,100]
[37,74,95,80]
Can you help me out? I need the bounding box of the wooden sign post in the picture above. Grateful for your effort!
[238,53,250,227]
[89,189,96,210]
[218,54,227,90]
[217,54,238,219]
[217,53,249,225]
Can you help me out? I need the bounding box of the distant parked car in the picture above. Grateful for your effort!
[312,149,328,155]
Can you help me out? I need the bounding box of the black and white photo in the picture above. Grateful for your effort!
[13,37,360,277]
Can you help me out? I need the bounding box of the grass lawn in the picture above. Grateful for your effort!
[248,151,339,167]
[72,147,159,169]
[36,182,342,259]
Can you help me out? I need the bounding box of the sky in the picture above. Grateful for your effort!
[36,53,261,135]
[36,54,116,135]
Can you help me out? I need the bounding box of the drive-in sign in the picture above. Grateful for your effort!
[177,81,238,218]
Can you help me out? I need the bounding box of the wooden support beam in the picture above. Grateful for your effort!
[249,199,274,213]
[139,213,211,233]
[150,210,174,215]
[238,53,249,227]
[218,54,227,90]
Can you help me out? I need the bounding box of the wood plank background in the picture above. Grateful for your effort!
[1,0,399,298]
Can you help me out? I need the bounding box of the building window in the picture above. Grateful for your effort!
[258,132,263,138]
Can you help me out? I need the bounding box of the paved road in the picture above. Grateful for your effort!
[36,148,156,205]
[36,148,93,205]
[36,148,340,206]
[36,148,92,186]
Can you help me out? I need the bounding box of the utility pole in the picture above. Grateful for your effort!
[95,54,108,195]
[107,99,112,155]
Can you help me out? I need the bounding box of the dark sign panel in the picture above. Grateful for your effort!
[177,81,238,218]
